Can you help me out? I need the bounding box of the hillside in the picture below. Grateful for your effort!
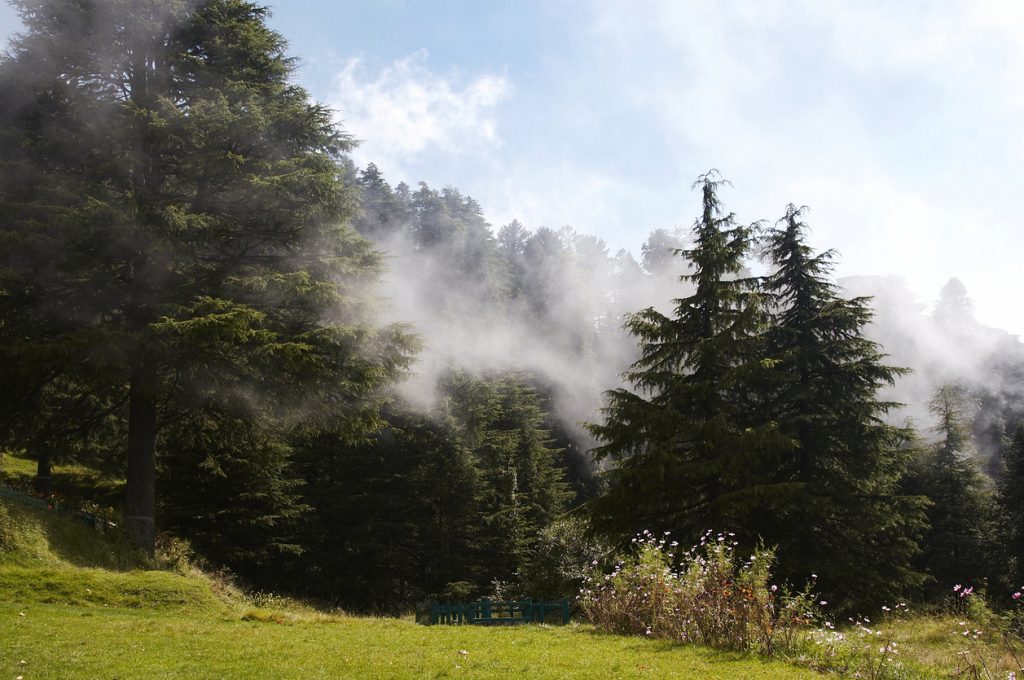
[2,471,1022,678]
[0,490,820,679]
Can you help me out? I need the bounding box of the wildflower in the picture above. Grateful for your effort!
[819,600,828,606]
[770,585,778,592]
[1013,592,1022,601]
[954,584,962,592]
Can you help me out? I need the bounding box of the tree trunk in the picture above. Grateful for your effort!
[34,452,51,495]
[125,359,158,556]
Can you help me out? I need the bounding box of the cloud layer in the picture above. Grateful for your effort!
[320,0,1024,338]
[328,50,509,174]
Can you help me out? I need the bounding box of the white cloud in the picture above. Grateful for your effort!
[561,0,1024,336]
[327,50,510,173]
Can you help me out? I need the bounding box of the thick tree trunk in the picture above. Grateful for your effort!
[125,359,158,556]
[34,452,51,495]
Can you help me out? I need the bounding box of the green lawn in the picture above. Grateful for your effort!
[2,472,1019,679]
[0,493,819,678]
[0,602,819,679]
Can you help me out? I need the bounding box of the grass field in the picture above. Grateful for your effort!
[0,488,819,679]
[1,603,821,679]
[2,453,1021,680]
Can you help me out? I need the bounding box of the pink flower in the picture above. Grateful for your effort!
[1013,592,1022,601]
[953,584,962,592]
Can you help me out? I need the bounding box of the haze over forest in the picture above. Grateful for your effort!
[3,0,1023,341]
[2,0,1023,618]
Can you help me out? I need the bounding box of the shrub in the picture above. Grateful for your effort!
[579,530,815,655]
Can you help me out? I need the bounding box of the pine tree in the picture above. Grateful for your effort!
[910,385,995,596]
[293,404,482,612]
[587,172,791,546]
[352,163,412,242]
[997,424,1024,588]
[441,370,573,591]
[0,0,412,553]
[762,204,926,607]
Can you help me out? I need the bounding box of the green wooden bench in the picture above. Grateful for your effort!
[420,597,570,626]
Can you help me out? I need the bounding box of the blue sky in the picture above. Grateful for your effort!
[2,1,1022,336]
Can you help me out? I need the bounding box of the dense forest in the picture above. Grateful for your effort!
[1,0,1023,615]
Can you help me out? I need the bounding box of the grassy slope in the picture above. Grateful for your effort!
[0,494,816,679]
[1,606,818,680]
[3,453,1018,679]
[0,450,123,506]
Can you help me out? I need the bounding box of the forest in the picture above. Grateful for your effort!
[1,0,1023,621]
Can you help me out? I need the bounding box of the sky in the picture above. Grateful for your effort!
[1,1,1022,336]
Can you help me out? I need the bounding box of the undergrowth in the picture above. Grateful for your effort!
[579,530,816,655]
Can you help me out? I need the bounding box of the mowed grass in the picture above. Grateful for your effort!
[0,603,819,680]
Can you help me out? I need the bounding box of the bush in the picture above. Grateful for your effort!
[518,516,607,599]
[579,530,815,655]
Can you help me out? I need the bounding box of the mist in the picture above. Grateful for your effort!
[354,166,1024,473]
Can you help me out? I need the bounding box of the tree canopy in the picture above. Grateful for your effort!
[0,0,413,553]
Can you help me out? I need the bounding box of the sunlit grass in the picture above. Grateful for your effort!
[0,492,819,678]
[0,497,143,570]
[0,450,123,505]
[883,615,1023,677]
[0,602,821,679]
[3,456,1020,679]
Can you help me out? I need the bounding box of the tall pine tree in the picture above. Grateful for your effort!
[998,424,1024,589]
[762,204,926,608]
[587,172,791,545]
[910,385,995,597]
[0,0,412,553]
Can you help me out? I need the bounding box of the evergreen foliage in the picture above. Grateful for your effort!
[762,204,926,607]
[998,424,1024,589]
[440,370,574,590]
[587,172,792,546]
[285,371,572,612]
[0,0,413,553]
[909,385,996,597]
[293,404,480,612]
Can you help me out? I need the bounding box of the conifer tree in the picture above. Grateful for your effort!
[587,172,791,545]
[292,404,482,611]
[0,0,412,553]
[762,204,926,607]
[910,385,995,596]
[998,424,1024,588]
[442,370,573,588]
